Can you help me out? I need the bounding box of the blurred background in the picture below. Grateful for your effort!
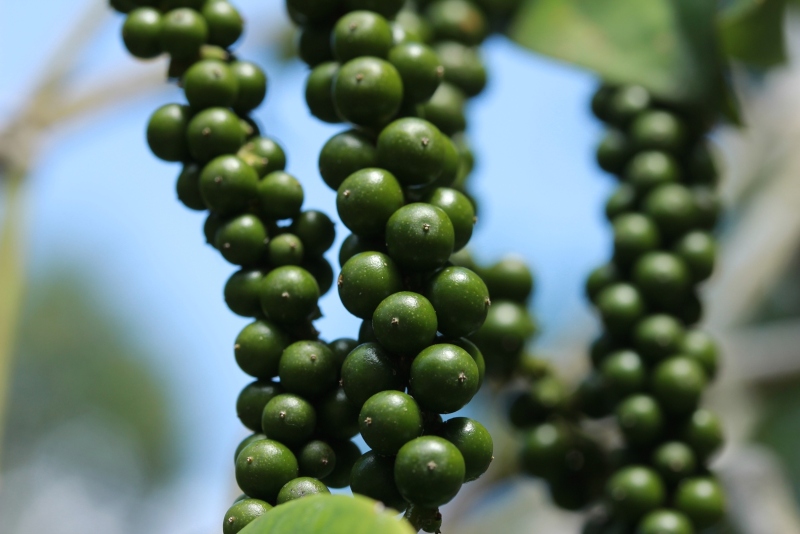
[1,1,799,533]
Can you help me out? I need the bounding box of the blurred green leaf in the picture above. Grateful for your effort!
[241,495,414,534]
[720,0,787,68]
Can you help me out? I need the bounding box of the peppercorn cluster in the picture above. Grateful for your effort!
[576,85,726,533]
[285,1,522,530]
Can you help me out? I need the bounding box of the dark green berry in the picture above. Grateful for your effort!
[616,394,664,445]
[633,252,691,310]
[652,442,697,485]
[268,233,304,266]
[316,386,360,441]
[358,319,378,344]
[278,340,338,399]
[377,118,447,188]
[225,268,266,317]
[643,184,697,241]
[590,83,616,122]
[297,440,337,479]
[673,231,716,284]
[681,409,724,462]
[321,440,361,489]
[608,85,651,126]
[625,151,681,195]
[302,256,335,296]
[445,336,486,387]
[199,155,258,214]
[235,433,266,464]
[351,451,407,512]
[204,212,225,247]
[260,266,320,324]
[238,137,287,178]
[276,477,330,504]
[160,8,208,59]
[231,61,267,114]
[651,357,707,415]
[629,110,687,154]
[333,57,403,127]
[425,266,489,338]
[122,8,163,59]
[388,42,443,103]
[606,466,665,522]
[237,380,282,432]
[187,107,245,163]
[438,417,492,482]
[425,0,488,46]
[373,292,438,356]
[481,256,535,303]
[215,214,268,266]
[596,128,630,175]
[202,0,244,48]
[290,211,336,257]
[509,375,568,427]
[261,393,317,447]
[601,350,646,399]
[319,129,378,191]
[338,251,404,319]
[328,338,358,368]
[235,439,298,503]
[612,213,661,267]
[674,477,725,529]
[360,390,424,455]
[423,188,475,252]
[420,82,466,136]
[434,41,487,97]
[337,168,404,237]
[586,263,622,304]
[147,103,191,162]
[176,164,206,210]
[183,59,238,109]
[605,184,638,221]
[341,342,404,407]
[596,283,646,339]
[632,314,685,365]
[394,436,465,508]
[680,330,718,380]
[637,509,694,534]
[257,171,304,221]
[305,62,343,124]
[470,301,536,375]
[410,343,480,413]
[386,203,455,272]
[520,422,570,480]
[332,11,393,62]
[222,498,272,534]
[234,320,290,379]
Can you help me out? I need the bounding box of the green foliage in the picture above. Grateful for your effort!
[240,494,415,534]
[719,0,787,68]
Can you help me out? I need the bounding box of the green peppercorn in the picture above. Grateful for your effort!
[278,340,339,399]
[434,41,487,97]
[276,477,330,504]
[395,436,466,508]
[341,342,405,407]
[386,203,455,271]
[332,10,393,62]
[360,390,424,455]
[409,343,480,413]
[237,380,282,432]
[351,451,408,512]
[260,266,320,324]
[261,393,317,447]
[319,129,378,191]
[231,61,267,114]
[160,8,208,59]
[257,171,304,221]
[651,356,707,415]
[234,319,290,379]
[305,62,343,124]
[176,164,206,210]
[187,107,245,163]
[147,103,192,162]
[235,439,298,503]
[373,291,438,356]
[339,251,404,319]
[222,498,272,534]
[333,57,404,128]
[606,466,665,523]
[122,8,163,59]
[203,0,244,48]
[674,477,725,529]
[297,439,337,479]
[616,394,664,445]
[337,168,404,237]
[238,137,287,178]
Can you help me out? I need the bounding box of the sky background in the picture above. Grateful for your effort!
[0,1,613,532]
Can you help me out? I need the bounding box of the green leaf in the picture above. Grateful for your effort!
[507,0,723,112]
[719,0,787,67]
[240,495,415,534]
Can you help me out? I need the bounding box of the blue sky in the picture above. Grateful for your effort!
[1,0,613,530]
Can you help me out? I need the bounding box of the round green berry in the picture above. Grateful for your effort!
[596,283,646,339]
[425,0,488,46]
[377,118,448,188]
[434,41,487,97]
[290,211,336,257]
[651,357,707,415]
[681,409,724,462]
[629,110,687,154]
[481,256,535,303]
[122,8,163,59]
[373,292,438,356]
[652,442,697,485]
[222,498,272,534]
[438,417,492,482]
[257,171,304,221]
[147,103,191,162]
[321,440,361,489]
[410,343,480,413]
[674,477,725,529]
[606,466,665,522]
[520,422,570,481]
[261,393,317,447]
[298,22,334,67]
[333,57,403,128]
[332,11,393,62]
[386,203,454,271]
[608,85,651,126]
[420,82,466,136]
[673,231,716,284]
[236,380,282,432]
[316,386,360,441]
[234,320,290,379]
[231,61,267,114]
[601,350,646,399]
[586,263,621,304]
[199,155,258,215]
[238,137,287,178]
[360,390,424,455]
[203,0,244,48]
[643,184,697,241]
[633,252,691,309]
[183,59,238,110]
[160,8,208,59]
[341,342,404,407]
[612,213,661,267]
[187,107,245,163]
[616,394,664,445]
[297,440,337,479]
[632,314,685,365]
[260,266,320,324]
[235,433,266,464]
[605,184,638,221]
[215,214,268,266]
[302,256,334,296]
[425,266,489,338]
[423,188,475,252]
[338,251,404,319]
[276,477,330,504]
[337,168,404,237]
[395,436,465,508]
[319,129,378,191]
[637,510,694,534]
[305,62,342,124]
[268,234,304,266]
[388,42,443,103]
[235,439,298,503]
[175,164,205,210]
[225,268,266,317]
[680,330,718,380]
[596,128,630,175]
[625,151,681,195]
[278,340,338,399]
[351,451,407,512]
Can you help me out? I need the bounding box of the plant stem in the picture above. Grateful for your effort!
[0,167,27,478]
